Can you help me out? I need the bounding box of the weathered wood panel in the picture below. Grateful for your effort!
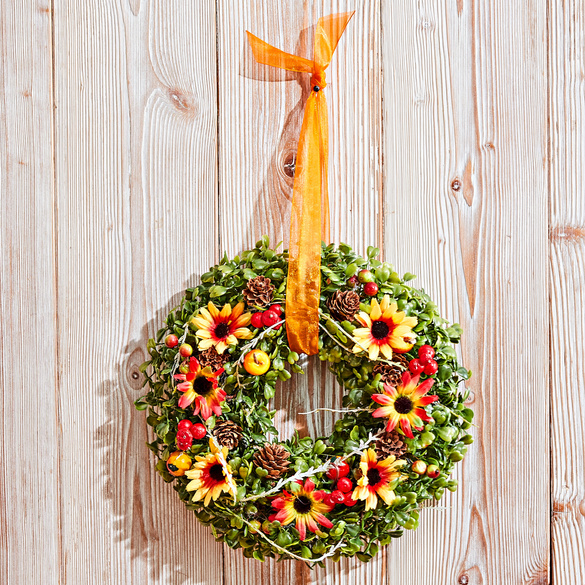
[0,2,59,584]
[53,1,221,583]
[550,1,585,581]
[381,1,549,584]
[217,1,383,583]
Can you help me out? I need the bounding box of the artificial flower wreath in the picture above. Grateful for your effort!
[136,239,473,565]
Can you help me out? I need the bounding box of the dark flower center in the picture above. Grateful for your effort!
[367,468,382,486]
[371,320,390,339]
[193,376,213,397]
[293,495,313,514]
[394,396,413,414]
[209,464,225,482]
[214,322,231,339]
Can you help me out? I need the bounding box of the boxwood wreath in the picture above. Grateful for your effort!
[136,238,473,566]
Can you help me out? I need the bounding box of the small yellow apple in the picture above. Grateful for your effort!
[243,349,271,375]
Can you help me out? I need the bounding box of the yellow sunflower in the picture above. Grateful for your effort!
[372,371,438,438]
[351,295,417,360]
[191,301,253,354]
[185,439,236,506]
[271,479,334,541]
[352,449,405,511]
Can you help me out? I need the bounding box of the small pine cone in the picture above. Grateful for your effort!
[213,420,243,450]
[242,276,275,309]
[253,443,291,478]
[392,354,409,369]
[375,430,407,460]
[373,362,404,387]
[198,347,230,372]
[327,290,361,322]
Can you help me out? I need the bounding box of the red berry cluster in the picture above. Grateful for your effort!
[250,304,284,329]
[176,419,206,451]
[348,269,379,297]
[409,345,438,376]
[324,460,358,507]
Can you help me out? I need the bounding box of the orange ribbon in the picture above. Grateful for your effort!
[247,11,354,355]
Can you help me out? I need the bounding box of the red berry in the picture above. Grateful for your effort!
[409,359,425,375]
[165,334,179,348]
[270,304,283,315]
[261,310,280,327]
[251,312,264,328]
[191,423,207,440]
[423,359,438,375]
[176,429,193,451]
[326,459,350,480]
[177,419,193,432]
[347,276,358,287]
[364,282,379,296]
[344,493,358,506]
[179,343,193,357]
[418,344,435,362]
[331,490,346,504]
[426,464,441,478]
[336,477,353,493]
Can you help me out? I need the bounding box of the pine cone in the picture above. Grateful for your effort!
[213,420,243,450]
[253,443,291,478]
[242,276,275,309]
[198,347,230,371]
[373,362,404,387]
[327,290,361,322]
[375,430,407,460]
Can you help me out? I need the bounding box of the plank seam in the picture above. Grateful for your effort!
[49,0,64,583]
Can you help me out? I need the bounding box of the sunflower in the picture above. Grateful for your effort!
[271,479,334,541]
[351,295,417,360]
[372,371,438,438]
[185,439,236,506]
[352,448,405,511]
[192,301,253,355]
[174,357,226,420]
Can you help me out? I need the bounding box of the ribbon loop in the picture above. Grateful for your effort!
[247,12,354,355]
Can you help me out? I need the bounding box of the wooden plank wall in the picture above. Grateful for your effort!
[1,0,583,583]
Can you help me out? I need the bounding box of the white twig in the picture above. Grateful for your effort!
[232,513,346,563]
[170,325,190,384]
[299,407,371,415]
[241,430,384,503]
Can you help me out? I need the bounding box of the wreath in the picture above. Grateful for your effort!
[136,238,473,565]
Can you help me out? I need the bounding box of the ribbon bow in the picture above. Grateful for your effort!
[247,11,354,355]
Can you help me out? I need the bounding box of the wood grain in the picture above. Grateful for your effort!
[0,2,59,584]
[381,1,549,584]
[53,1,221,583]
[3,0,583,583]
[549,1,585,581]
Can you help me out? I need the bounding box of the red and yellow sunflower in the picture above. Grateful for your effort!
[372,371,438,438]
[174,357,226,420]
[271,479,334,541]
[352,295,417,360]
[191,301,253,355]
[185,439,236,506]
[352,448,405,511]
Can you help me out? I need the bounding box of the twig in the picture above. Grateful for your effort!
[299,407,371,415]
[240,430,384,503]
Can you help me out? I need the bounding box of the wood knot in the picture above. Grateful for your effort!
[168,89,197,115]
[451,178,462,191]
[458,575,469,585]
[283,153,296,178]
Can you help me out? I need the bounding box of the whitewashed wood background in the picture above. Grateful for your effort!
[2,0,581,583]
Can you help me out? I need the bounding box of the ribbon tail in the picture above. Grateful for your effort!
[285,91,327,355]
